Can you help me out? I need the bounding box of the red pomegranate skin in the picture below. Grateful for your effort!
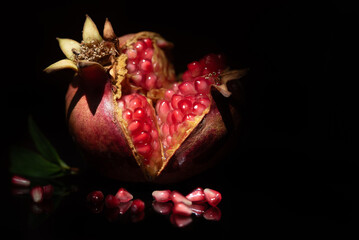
[65,76,233,183]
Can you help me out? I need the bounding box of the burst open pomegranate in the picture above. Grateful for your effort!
[45,16,246,183]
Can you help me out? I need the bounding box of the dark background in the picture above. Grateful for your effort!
[2,0,356,238]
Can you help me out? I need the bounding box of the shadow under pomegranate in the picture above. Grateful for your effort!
[45,15,247,183]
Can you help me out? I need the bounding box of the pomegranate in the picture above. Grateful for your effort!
[45,16,246,183]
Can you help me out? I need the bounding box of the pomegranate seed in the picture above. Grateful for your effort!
[105,194,121,208]
[152,201,173,215]
[11,175,30,187]
[171,94,183,109]
[119,200,133,214]
[170,214,192,228]
[192,102,206,115]
[30,186,44,203]
[134,40,146,53]
[157,100,170,121]
[178,81,197,96]
[164,89,175,101]
[171,109,184,124]
[194,77,210,93]
[203,207,221,221]
[142,48,154,60]
[87,190,104,204]
[115,188,133,202]
[161,123,170,137]
[126,48,137,59]
[133,131,151,144]
[131,71,143,85]
[129,96,143,109]
[122,109,133,120]
[187,61,203,77]
[136,143,152,158]
[196,94,211,107]
[130,199,145,214]
[201,53,220,73]
[145,73,157,89]
[172,202,192,216]
[139,59,152,72]
[177,99,192,114]
[152,190,172,202]
[142,38,153,48]
[126,60,137,73]
[204,188,222,206]
[133,108,145,120]
[171,191,192,205]
[42,184,54,199]
[142,122,151,132]
[186,187,205,202]
[128,120,143,134]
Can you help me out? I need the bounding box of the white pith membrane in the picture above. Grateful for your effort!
[45,16,245,180]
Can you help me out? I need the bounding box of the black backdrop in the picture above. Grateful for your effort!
[2,0,356,238]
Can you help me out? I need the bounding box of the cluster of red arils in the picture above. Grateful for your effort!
[86,188,145,222]
[11,175,54,214]
[152,188,222,227]
[86,187,222,227]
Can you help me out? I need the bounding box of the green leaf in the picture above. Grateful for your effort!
[28,116,69,169]
[9,146,65,178]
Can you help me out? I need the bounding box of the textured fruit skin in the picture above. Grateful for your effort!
[65,74,237,183]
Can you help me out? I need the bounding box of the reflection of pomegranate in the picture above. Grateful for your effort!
[45,16,246,183]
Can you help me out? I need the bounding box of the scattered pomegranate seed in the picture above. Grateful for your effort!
[204,188,222,207]
[11,175,30,187]
[171,191,192,205]
[30,186,44,203]
[152,190,172,202]
[130,199,145,214]
[186,187,205,202]
[115,188,133,202]
[86,190,104,204]
[172,202,192,216]
[203,207,222,221]
[105,194,121,208]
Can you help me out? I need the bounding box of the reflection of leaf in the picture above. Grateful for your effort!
[9,146,64,178]
[28,116,69,169]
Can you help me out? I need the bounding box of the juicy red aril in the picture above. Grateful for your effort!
[87,190,104,204]
[11,175,30,187]
[178,81,196,95]
[192,103,206,115]
[152,190,172,202]
[105,194,121,208]
[186,187,205,202]
[187,61,203,78]
[115,188,133,202]
[172,202,192,216]
[130,199,145,214]
[194,77,210,93]
[171,191,192,205]
[31,186,44,203]
[177,99,192,114]
[204,188,222,207]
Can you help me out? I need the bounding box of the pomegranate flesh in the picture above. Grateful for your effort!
[45,16,245,183]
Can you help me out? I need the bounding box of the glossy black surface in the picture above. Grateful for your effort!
[2,1,355,238]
